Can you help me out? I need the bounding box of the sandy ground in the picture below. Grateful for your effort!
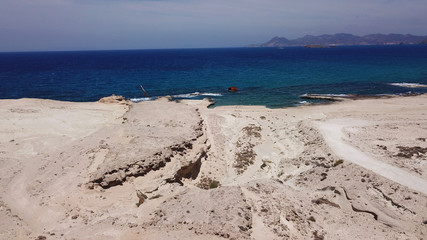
[0,94,426,240]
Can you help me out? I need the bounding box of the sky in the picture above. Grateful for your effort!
[0,0,426,52]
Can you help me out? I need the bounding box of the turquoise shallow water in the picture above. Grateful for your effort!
[1,46,427,107]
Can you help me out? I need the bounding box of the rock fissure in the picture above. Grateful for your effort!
[372,186,415,214]
[351,205,379,220]
[88,113,207,189]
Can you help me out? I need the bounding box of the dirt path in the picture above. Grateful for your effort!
[317,118,427,195]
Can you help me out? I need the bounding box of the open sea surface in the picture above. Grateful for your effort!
[1,45,427,108]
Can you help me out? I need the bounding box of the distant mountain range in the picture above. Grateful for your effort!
[252,33,427,47]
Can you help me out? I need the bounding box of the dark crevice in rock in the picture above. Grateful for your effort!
[171,142,193,152]
[312,198,340,208]
[136,190,147,207]
[373,186,415,214]
[351,205,378,220]
[167,145,208,185]
[177,155,203,180]
[342,187,352,201]
[90,152,171,189]
[342,187,378,221]
[165,177,184,186]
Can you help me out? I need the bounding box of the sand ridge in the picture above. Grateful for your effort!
[0,95,426,239]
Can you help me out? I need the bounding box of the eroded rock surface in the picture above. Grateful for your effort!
[88,98,206,188]
[1,95,427,240]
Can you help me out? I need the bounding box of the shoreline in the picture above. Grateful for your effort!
[3,91,424,105]
[64,91,427,107]
[300,92,420,101]
[1,94,426,239]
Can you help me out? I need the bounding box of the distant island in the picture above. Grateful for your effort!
[251,33,427,48]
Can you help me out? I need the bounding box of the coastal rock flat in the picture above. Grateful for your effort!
[0,95,426,240]
[87,97,206,189]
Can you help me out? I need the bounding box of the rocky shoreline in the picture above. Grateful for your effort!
[0,94,426,239]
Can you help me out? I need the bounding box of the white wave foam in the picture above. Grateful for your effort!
[130,92,222,102]
[173,92,199,98]
[321,94,349,97]
[172,92,222,98]
[199,92,223,97]
[130,97,156,103]
[389,83,427,88]
[299,101,309,105]
[301,93,350,97]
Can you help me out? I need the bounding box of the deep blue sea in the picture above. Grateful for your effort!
[1,46,427,108]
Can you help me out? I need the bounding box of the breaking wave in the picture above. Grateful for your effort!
[130,92,222,103]
[389,83,427,88]
[300,93,350,98]
[172,92,223,98]
[130,97,156,103]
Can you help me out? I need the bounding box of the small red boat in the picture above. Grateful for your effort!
[228,86,239,92]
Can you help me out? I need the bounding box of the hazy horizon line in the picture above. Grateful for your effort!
[1,32,426,53]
